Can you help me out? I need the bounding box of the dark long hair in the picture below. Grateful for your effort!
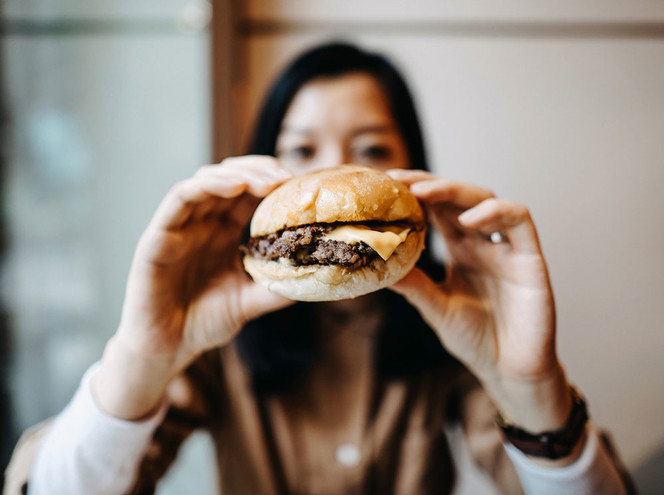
[237,42,455,394]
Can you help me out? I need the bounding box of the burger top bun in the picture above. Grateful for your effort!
[250,165,424,236]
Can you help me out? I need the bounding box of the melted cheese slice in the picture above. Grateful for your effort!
[323,224,411,261]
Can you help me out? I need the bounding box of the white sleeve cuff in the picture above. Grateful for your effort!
[504,423,627,495]
[29,362,169,495]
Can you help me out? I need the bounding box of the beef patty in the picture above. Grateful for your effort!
[242,224,380,268]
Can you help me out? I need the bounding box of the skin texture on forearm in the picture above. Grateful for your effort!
[92,336,180,420]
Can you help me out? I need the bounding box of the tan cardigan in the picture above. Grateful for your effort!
[5,341,532,495]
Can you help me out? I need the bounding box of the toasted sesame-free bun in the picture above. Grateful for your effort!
[244,165,426,301]
[243,229,425,301]
[249,165,424,237]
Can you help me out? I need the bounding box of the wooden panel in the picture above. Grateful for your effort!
[210,0,235,161]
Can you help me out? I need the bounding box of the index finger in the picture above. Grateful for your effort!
[196,155,293,183]
[409,179,495,209]
[387,170,494,209]
[151,156,294,232]
[149,177,249,231]
[385,168,434,185]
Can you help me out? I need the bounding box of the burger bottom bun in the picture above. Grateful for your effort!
[243,229,425,302]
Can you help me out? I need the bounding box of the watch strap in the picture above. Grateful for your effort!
[497,385,589,460]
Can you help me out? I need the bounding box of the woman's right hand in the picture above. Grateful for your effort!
[93,156,294,419]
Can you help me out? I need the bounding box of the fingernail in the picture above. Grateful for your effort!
[458,209,478,224]
[410,182,430,194]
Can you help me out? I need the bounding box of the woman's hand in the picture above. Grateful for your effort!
[387,169,572,436]
[94,156,294,419]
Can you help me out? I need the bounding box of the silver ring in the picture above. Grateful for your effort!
[489,231,506,244]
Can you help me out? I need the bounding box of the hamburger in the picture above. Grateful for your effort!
[242,165,426,301]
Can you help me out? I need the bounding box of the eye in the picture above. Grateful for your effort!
[356,145,392,161]
[280,145,316,161]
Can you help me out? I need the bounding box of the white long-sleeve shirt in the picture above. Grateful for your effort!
[28,363,627,495]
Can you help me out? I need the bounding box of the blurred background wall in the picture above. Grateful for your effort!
[1,1,662,494]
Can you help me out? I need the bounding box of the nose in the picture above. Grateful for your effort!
[313,144,350,171]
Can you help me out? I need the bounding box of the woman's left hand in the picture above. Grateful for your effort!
[387,169,572,434]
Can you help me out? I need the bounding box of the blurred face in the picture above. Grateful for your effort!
[276,72,410,175]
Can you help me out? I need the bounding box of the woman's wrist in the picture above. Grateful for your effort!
[92,335,180,420]
[480,363,591,466]
[479,362,572,434]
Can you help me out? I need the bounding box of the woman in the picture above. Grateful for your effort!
[8,43,629,494]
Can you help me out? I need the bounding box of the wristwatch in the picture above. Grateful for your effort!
[496,385,589,460]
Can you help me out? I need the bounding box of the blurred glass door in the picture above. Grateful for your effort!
[1,1,214,491]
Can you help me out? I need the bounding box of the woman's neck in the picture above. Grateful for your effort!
[298,294,384,425]
[315,294,382,369]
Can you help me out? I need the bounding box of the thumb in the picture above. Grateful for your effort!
[239,282,296,323]
[390,267,450,329]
